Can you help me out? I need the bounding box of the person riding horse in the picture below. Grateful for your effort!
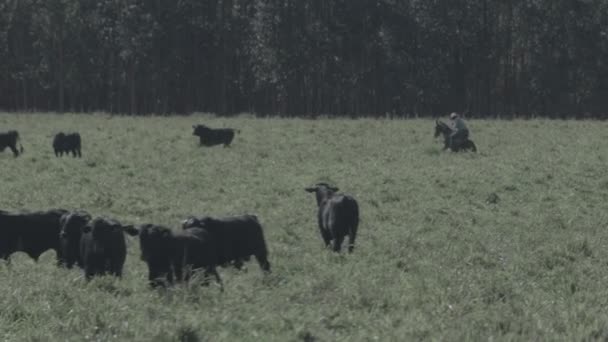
[448,112,469,150]
[433,114,477,152]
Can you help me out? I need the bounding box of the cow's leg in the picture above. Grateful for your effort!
[147,267,166,288]
[332,235,345,252]
[208,267,223,292]
[173,260,184,282]
[9,144,19,157]
[110,258,124,277]
[319,228,331,247]
[113,266,123,277]
[347,229,357,253]
[254,253,271,273]
[77,149,82,157]
[84,265,96,280]
[1,255,11,266]
[182,264,192,282]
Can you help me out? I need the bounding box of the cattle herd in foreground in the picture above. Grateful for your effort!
[0,182,358,290]
[0,123,362,289]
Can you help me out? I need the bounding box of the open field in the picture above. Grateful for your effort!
[1,113,608,341]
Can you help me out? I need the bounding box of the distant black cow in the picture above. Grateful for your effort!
[305,183,360,253]
[181,214,271,272]
[137,223,222,289]
[79,217,138,279]
[0,130,24,157]
[192,124,239,147]
[53,132,82,157]
[58,211,91,268]
[0,209,68,263]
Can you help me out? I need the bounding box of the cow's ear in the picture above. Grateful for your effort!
[181,217,198,229]
[192,125,196,129]
[181,218,191,229]
[330,186,339,192]
[59,213,69,228]
[123,225,139,236]
[305,187,317,193]
[82,225,92,233]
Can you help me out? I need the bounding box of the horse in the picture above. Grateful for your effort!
[433,120,477,152]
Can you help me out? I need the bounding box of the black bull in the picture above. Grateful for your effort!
[0,209,68,263]
[0,130,24,157]
[192,124,239,147]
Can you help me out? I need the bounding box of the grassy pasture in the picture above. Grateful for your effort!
[1,113,608,341]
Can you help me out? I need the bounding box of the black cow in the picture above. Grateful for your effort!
[137,224,222,289]
[0,209,68,263]
[58,211,91,268]
[0,130,24,157]
[53,132,82,157]
[192,124,239,147]
[79,217,138,279]
[305,183,360,253]
[181,214,271,272]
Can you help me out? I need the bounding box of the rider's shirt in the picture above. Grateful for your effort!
[451,118,468,131]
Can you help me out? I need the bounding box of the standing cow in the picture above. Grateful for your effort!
[181,214,271,272]
[58,211,91,268]
[53,132,82,157]
[79,217,138,279]
[192,124,239,147]
[137,223,222,289]
[305,183,359,253]
[0,130,24,157]
[0,209,68,263]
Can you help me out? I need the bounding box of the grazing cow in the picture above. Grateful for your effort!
[53,132,82,157]
[79,217,138,279]
[0,209,68,263]
[181,214,271,272]
[58,211,91,268]
[192,124,239,147]
[0,130,24,157]
[137,224,222,289]
[305,183,360,253]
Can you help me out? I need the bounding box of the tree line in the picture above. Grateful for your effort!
[1,0,607,118]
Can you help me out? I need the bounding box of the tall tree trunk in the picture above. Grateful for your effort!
[129,59,136,115]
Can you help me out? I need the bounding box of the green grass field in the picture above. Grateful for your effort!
[1,113,608,341]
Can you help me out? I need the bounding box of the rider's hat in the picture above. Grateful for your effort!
[450,112,458,119]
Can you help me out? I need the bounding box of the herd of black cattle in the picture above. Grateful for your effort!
[0,124,360,290]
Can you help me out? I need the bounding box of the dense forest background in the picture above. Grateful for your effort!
[0,0,607,118]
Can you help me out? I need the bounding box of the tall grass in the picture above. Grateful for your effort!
[1,113,607,340]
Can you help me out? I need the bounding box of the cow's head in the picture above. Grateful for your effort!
[192,124,210,137]
[181,216,215,230]
[305,183,339,206]
[83,217,138,241]
[59,211,91,267]
[137,224,173,261]
[60,211,91,239]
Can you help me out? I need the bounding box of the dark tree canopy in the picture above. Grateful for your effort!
[1,0,607,118]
